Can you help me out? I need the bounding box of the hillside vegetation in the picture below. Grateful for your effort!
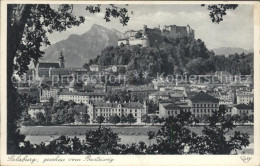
[89,36,253,76]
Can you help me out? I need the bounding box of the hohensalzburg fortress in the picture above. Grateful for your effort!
[118,24,195,47]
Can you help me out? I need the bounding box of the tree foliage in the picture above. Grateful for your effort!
[202,4,239,24]
[126,113,137,125]
[109,115,120,126]
[201,105,250,154]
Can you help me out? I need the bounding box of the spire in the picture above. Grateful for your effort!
[59,51,65,68]
[59,51,64,60]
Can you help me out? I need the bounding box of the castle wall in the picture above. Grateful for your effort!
[118,24,195,48]
[129,38,150,47]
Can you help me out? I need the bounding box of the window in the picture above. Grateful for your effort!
[168,111,170,115]
[135,113,137,116]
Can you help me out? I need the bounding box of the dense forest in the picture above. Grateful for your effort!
[88,36,253,77]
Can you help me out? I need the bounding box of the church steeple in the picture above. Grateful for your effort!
[59,52,65,68]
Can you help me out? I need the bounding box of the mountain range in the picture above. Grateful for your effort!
[41,24,124,67]
[211,47,253,57]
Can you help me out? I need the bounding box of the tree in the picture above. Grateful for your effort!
[147,131,155,145]
[201,4,238,24]
[248,114,254,123]
[49,97,54,107]
[201,105,250,154]
[135,31,142,38]
[82,63,90,71]
[151,115,160,125]
[239,112,249,124]
[96,115,105,127]
[65,113,75,124]
[201,115,210,124]
[126,113,137,126]
[18,111,34,126]
[7,4,131,153]
[147,113,202,154]
[109,115,120,126]
[34,112,46,125]
[51,113,59,125]
[84,127,121,154]
[81,113,90,125]
[120,114,127,124]
[141,114,150,125]
[104,90,131,102]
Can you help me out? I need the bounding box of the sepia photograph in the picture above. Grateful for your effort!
[1,1,259,165]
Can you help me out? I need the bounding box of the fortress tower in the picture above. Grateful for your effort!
[143,25,147,35]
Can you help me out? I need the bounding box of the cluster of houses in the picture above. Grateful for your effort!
[27,81,253,124]
[19,54,254,124]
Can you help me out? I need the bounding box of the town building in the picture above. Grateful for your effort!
[89,65,102,72]
[58,91,106,104]
[159,101,191,118]
[236,91,253,105]
[233,104,253,116]
[40,87,68,102]
[18,86,40,101]
[127,86,157,101]
[149,91,170,101]
[88,101,147,124]
[191,91,219,118]
[28,103,48,118]
[31,52,88,84]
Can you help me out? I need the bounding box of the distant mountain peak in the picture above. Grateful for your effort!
[42,24,123,67]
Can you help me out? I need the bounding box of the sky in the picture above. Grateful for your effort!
[47,4,254,50]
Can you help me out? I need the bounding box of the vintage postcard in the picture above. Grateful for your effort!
[0,1,259,166]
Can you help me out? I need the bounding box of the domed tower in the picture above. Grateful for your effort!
[59,52,65,68]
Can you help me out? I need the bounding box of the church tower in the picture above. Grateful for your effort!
[59,52,65,68]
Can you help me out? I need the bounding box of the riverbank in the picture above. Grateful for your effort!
[20,125,254,154]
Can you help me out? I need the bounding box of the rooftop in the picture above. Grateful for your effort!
[163,103,180,109]
[29,104,47,109]
[149,91,169,96]
[59,91,106,96]
[94,102,144,109]
[191,91,219,103]
[38,62,60,68]
[235,104,252,109]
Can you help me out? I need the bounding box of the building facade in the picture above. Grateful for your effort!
[236,92,253,105]
[191,91,219,118]
[88,101,147,124]
[58,91,106,104]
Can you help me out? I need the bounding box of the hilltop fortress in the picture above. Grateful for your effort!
[118,24,195,47]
